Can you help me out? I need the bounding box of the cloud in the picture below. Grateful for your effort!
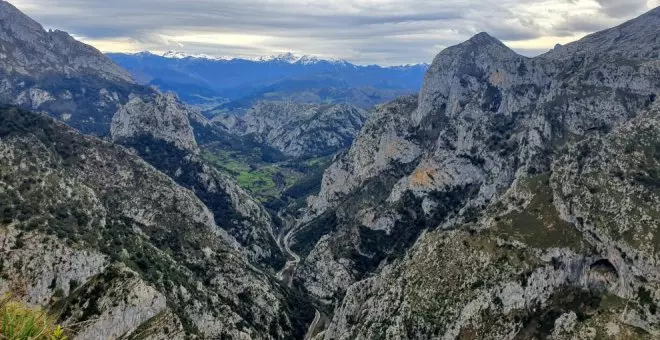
[8,0,659,65]
[595,0,649,18]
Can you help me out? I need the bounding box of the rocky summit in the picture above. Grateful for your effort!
[112,92,199,153]
[1,2,660,340]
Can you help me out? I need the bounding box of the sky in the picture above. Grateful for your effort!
[9,0,660,65]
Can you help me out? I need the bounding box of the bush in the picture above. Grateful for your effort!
[0,295,67,340]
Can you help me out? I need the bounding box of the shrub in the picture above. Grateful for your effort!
[0,295,67,339]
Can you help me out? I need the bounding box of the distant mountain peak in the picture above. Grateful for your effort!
[256,52,299,63]
[150,50,351,65]
[160,50,234,61]
[253,52,350,65]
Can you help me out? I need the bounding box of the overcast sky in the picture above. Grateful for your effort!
[9,0,660,65]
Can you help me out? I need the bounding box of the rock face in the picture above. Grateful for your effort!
[0,0,147,135]
[111,92,199,153]
[294,8,660,338]
[213,101,368,158]
[0,107,314,339]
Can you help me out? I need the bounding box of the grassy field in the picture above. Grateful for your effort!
[202,143,333,209]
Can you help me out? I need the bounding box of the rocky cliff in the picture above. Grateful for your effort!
[293,8,660,339]
[213,101,367,158]
[0,107,313,339]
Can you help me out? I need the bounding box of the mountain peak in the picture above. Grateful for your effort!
[254,52,350,65]
[467,32,504,46]
[430,31,519,64]
[0,0,46,36]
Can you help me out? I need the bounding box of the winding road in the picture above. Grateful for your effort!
[275,213,323,340]
[304,310,322,340]
[275,213,301,285]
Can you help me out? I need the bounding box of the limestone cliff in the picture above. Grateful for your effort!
[294,8,660,339]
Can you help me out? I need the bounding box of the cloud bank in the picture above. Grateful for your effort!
[10,0,660,65]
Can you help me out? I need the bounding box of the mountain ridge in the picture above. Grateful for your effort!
[127,50,429,68]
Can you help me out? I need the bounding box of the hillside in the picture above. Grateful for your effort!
[1,1,660,339]
[0,107,314,339]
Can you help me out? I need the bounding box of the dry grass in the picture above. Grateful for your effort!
[0,295,67,340]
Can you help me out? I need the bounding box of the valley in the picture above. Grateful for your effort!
[0,1,659,339]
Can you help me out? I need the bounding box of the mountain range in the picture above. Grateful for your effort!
[107,51,427,113]
[0,0,659,339]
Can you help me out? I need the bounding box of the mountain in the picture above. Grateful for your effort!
[106,51,427,111]
[0,0,150,135]
[213,101,368,158]
[290,8,660,339]
[204,76,410,117]
[110,93,286,268]
[0,0,290,270]
[111,92,199,152]
[0,2,318,337]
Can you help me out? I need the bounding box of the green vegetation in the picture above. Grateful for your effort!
[202,143,332,209]
[0,295,67,340]
[495,173,586,251]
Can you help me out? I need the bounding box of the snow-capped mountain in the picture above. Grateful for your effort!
[161,50,234,61]
[153,50,354,66]
[107,51,428,110]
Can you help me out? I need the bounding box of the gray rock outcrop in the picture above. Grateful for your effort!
[111,92,199,153]
[213,101,367,158]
